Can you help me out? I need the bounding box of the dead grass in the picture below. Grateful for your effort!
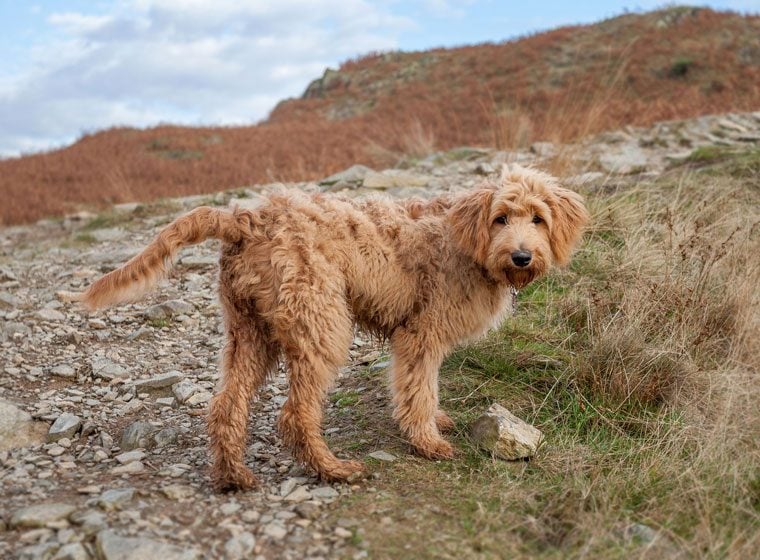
[324,148,760,559]
[1,7,758,226]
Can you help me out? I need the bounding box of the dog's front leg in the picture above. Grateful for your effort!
[390,327,454,460]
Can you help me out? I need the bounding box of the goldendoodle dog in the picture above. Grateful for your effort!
[76,165,588,491]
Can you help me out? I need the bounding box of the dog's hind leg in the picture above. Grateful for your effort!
[277,299,365,482]
[208,296,278,491]
[390,327,455,460]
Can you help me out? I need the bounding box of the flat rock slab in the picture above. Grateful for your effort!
[10,503,78,528]
[96,530,202,560]
[368,450,397,462]
[470,403,543,460]
[132,371,185,391]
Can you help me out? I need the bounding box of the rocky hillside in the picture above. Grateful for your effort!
[0,111,758,559]
[1,6,758,226]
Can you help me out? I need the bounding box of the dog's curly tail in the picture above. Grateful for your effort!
[76,206,250,310]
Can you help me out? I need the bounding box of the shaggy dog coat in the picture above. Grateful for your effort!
[78,165,588,490]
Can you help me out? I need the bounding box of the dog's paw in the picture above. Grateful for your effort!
[412,436,455,460]
[213,466,260,493]
[434,410,455,433]
[318,459,366,482]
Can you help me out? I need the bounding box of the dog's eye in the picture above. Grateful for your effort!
[532,215,543,224]
[493,215,508,225]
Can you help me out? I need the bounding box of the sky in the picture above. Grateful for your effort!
[0,0,756,157]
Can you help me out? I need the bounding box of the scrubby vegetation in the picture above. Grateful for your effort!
[1,7,758,225]
[323,149,760,559]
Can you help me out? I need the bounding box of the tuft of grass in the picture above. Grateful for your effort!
[685,145,733,163]
[74,232,98,245]
[81,211,131,231]
[668,57,693,78]
[329,390,361,409]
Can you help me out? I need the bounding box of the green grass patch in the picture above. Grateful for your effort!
[329,390,361,408]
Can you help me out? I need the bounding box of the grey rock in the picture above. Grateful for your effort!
[0,398,47,451]
[15,542,61,560]
[2,321,31,341]
[90,228,125,242]
[320,164,374,186]
[363,170,429,189]
[47,413,81,442]
[10,503,77,528]
[152,427,179,447]
[69,510,108,536]
[111,461,145,474]
[143,300,194,321]
[179,255,217,269]
[36,308,66,322]
[470,403,543,460]
[172,380,202,404]
[597,144,650,174]
[262,523,287,540]
[335,527,353,538]
[96,488,135,511]
[132,371,185,392]
[185,390,212,406]
[91,357,129,380]
[114,450,146,464]
[284,486,312,503]
[113,202,140,213]
[50,364,76,379]
[228,194,265,211]
[311,486,339,499]
[0,291,19,309]
[369,360,390,372]
[120,421,159,451]
[0,266,17,281]
[219,502,241,515]
[223,531,256,560]
[52,543,89,560]
[368,450,396,462]
[294,503,320,520]
[100,431,114,449]
[627,522,654,540]
[96,530,202,560]
[279,478,299,497]
[161,484,194,500]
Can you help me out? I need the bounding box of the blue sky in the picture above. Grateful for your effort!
[0,0,756,156]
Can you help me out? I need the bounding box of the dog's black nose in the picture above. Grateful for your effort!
[511,250,532,267]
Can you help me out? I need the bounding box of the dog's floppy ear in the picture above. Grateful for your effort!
[449,188,494,263]
[545,185,589,265]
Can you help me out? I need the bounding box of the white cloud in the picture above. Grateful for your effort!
[0,0,415,156]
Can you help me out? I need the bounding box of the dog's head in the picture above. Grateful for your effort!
[449,165,589,288]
